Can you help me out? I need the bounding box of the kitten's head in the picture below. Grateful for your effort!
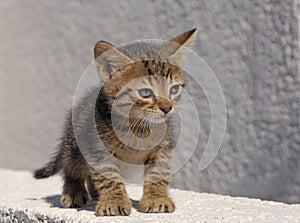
[94,29,196,124]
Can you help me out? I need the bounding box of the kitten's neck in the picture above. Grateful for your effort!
[129,118,151,138]
[115,112,167,138]
[111,111,168,150]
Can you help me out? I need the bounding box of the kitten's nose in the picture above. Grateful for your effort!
[159,105,172,114]
[157,97,173,115]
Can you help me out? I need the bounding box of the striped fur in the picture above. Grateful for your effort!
[34,29,197,216]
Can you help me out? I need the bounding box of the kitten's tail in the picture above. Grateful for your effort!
[34,149,62,179]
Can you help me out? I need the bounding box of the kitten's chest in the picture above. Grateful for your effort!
[99,120,172,165]
[116,147,154,165]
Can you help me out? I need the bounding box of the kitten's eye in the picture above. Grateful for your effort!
[170,84,180,95]
[138,88,153,98]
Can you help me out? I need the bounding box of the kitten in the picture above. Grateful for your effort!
[34,29,197,216]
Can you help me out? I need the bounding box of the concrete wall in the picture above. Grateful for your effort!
[0,0,299,203]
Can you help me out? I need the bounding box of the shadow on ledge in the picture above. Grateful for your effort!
[34,195,140,212]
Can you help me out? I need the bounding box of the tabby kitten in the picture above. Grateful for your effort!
[34,29,197,216]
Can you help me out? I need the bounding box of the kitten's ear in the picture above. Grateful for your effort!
[94,41,132,81]
[164,28,197,64]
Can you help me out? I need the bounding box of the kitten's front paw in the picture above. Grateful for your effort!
[140,196,175,213]
[96,197,132,216]
[61,191,88,208]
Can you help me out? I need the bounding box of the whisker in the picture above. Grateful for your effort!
[124,114,145,142]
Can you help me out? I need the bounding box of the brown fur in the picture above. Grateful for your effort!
[34,29,197,216]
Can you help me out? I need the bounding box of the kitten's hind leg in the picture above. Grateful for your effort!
[86,176,99,200]
[61,175,88,208]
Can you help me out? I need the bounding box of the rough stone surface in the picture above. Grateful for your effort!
[0,0,299,204]
[1,169,300,223]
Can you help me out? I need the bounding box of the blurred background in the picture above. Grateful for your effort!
[0,0,299,203]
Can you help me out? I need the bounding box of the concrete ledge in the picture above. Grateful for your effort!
[0,169,299,223]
